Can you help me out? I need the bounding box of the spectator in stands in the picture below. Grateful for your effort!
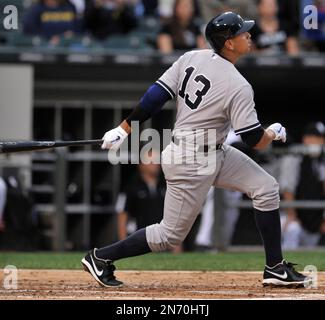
[84,0,138,40]
[0,173,38,250]
[158,0,201,20]
[196,0,222,23]
[0,177,7,232]
[320,218,325,245]
[250,0,300,55]
[157,0,206,54]
[69,0,86,29]
[279,122,325,249]
[277,0,300,42]
[23,0,81,45]
[198,0,257,23]
[142,0,158,16]
[69,0,86,14]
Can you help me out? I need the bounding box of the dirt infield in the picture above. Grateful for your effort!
[0,270,324,300]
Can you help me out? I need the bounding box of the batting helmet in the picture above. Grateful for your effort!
[205,12,255,53]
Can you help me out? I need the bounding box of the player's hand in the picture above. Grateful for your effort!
[267,123,286,143]
[101,126,128,150]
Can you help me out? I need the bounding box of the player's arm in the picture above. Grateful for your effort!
[101,83,173,150]
[241,123,286,150]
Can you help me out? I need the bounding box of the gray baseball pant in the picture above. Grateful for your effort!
[146,143,279,252]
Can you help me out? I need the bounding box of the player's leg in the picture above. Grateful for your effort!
[213,145,308,286]
[82,144,220,286]
[195,187,215,249]
[146,176,215,252]
[94,144,218,256]
[214,145,282,265]
[82,166,215,286]
[146,146,220,252]
[81,225,151,287]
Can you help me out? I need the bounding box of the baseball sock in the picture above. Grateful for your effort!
[254,209,283,267]
[95,228,151,261]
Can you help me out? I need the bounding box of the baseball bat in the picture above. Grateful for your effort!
[0,139,103,154]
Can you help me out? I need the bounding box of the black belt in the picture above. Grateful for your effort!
[172,136,223,153]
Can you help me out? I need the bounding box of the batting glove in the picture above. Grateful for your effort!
[101,126,128,150]
[267,123,287,143]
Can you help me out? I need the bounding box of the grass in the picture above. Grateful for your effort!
[0,251,325,271]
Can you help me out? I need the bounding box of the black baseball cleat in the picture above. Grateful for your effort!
[262,260,310,288]
[81,249,123,287]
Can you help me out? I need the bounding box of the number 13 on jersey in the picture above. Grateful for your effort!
[179,67,211,110]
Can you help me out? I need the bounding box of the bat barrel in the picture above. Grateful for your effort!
[0,139,104,154]
[0,141,54,153]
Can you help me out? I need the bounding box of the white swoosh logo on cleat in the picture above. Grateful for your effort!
[91,255,103,276]
[265,270,288,279]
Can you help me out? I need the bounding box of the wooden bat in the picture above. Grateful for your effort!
[0,139,103,154]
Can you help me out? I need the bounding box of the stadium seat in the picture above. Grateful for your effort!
[129,30,157,49]
[103,35,139,50]
[137,16,160,33]
[6,32,38,47]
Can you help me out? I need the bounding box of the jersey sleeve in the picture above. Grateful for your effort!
[156,57,182,100]
[228,85,261,136]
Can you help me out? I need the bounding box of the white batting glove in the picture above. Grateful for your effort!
[267,123,287,143]
[101,126,128,150]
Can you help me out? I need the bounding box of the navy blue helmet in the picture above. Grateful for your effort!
[205,12,255,53]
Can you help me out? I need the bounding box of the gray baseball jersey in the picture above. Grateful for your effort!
[156,49,262,143]
[146,50,279,253]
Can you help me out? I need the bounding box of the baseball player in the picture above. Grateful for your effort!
[82,12,308,287]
